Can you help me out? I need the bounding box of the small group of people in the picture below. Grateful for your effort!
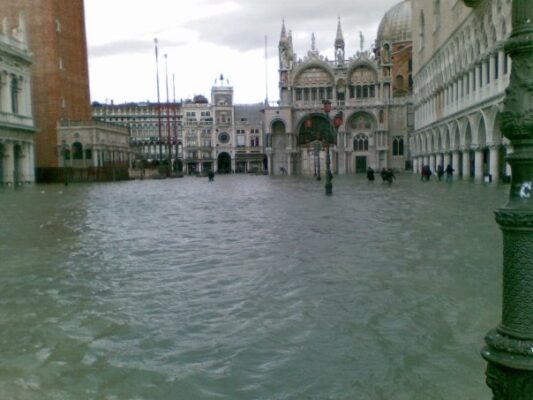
[366,166,395,184]
[421,164,454,181]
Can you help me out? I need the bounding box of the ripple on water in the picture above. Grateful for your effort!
[0,175,505,399]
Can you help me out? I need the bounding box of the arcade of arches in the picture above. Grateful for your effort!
[409,108,508,181]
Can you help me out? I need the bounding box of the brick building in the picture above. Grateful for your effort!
[1,0,131,182]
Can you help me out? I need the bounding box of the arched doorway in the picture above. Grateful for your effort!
[173,158,183,173]
[217,152,231,174]
[271,120,287,175]
[348,112,375,173]
[298,115,334,176]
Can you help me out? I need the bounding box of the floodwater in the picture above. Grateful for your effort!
[0,174,507,399]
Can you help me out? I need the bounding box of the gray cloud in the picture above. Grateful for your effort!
[185,0,401,53]
[89,38,187,58]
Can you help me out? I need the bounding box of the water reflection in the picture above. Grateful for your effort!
[0,175,505,399]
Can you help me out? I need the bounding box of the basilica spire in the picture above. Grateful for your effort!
[335,16,345,49]
[280,19,288,42]
[335,17,345,64]
[279,19,290,69]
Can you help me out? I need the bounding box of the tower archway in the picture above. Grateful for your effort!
[217,152,231,174]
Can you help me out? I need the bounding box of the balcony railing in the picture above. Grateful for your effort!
[0,112,34,129]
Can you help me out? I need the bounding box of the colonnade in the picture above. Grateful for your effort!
[0,140,34,184]
[411,144,508,182]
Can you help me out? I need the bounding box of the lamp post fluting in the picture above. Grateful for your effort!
[474,0,533,397]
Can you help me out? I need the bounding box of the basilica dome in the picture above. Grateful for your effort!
[376,0,412,44]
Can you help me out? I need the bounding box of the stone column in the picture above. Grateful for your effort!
[3,141,14,184]
[474,147,484,180]
[476,0,533,396]
[452,151,460,176]
[1,72,10,113]
[489,145,500,182]
[27,142,35,182]
[443,153,451,169]
[429,154,436,175]
[462,149,470,178]
[18,143,28,183]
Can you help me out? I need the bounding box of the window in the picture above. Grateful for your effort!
[237,134,245,147]
[396,75,404,90]
[393,136,404,156]
[494,52,499,80]
[10,77,18,114]
[504,54,508,75]
[354,134,369,151]
[419,11,425,50]
[72,142,83,160]
[433,0,441,30]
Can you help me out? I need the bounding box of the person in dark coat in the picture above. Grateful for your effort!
[366,166,375,181]
[437,165,444,181]
[445,164,454,181]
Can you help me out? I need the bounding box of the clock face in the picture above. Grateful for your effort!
[218,132,230,144]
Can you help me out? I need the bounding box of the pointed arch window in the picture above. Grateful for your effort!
[354,134,369,151]
[393,136,404,156]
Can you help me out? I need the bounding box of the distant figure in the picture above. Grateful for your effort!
[421,165,432,181]
[366,166,375,181]
[445,164,454,181]
[436,165,444,181]
[381,168,395,184]
[208,170,215,181]
[280,166,287,175]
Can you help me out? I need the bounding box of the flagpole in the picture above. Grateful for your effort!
[154,38,163,162]
[164,53,172,176]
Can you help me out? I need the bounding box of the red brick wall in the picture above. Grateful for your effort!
[2,0,91,169]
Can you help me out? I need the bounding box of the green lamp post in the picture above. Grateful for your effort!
[322,100,342,196]
[470,0,533,396]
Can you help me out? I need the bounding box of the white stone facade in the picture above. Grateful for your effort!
[264,7,414,177]
[0,14,35,184]
[410,0,512,181]
[92,84,266,176]
[57,120,132,175]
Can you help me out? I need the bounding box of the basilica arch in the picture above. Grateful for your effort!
[346,111,378,173]
[270,119,288,176]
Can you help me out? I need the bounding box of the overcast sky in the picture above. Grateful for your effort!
[85,0,402,105]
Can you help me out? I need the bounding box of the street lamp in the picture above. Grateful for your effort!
[323,100,342,196]
[304,100,343,195]
[475,0,533,397]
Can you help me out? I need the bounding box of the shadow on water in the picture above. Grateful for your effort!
[0,175,507,399]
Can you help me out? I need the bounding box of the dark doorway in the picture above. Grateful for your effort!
[355,156,367,173]
[217,152,231,173]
